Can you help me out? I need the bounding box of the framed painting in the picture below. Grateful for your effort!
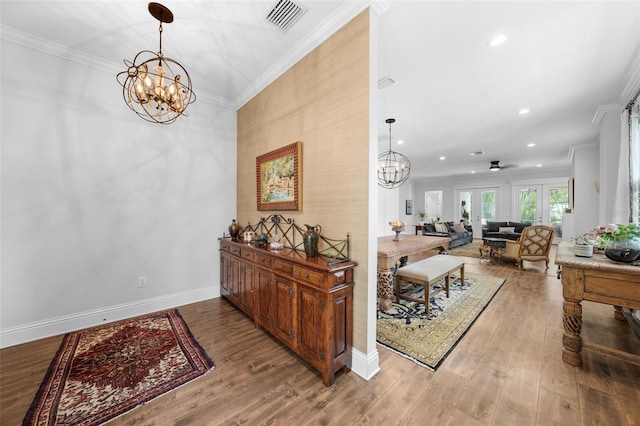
[256,141,302,211]
[406,200,413,215]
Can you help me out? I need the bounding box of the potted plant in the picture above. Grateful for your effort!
[571,233,594,258]
[599,223,640,263]
[418,210,426,225]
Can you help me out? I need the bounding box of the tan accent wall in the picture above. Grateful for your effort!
[237,10,370,353]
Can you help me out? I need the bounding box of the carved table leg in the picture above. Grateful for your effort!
[377,268,394,311]
[562,298,583,366]
[613,305,627,322]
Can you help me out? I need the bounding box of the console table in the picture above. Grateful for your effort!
[377,235,451,311]
[555,242,640,367]
[220,238,357,386]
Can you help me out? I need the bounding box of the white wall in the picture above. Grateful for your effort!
[598,109,623,224]
[572,143,600,234]
[1,39,236,347]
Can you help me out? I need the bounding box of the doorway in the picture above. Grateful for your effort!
[458,187,499,238]
[513,182,568,239]
[424,191,442,223]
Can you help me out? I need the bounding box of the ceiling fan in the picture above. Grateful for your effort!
[489,160,517,171]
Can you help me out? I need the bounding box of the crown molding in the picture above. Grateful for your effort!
[1,25,122,75]
[591,50,640,124]
[369,0,393,16]
[568,141,598,160]
[234,0,373,109]
[621,50,640,106]
[1,24,235,110]
[592,103,621,125]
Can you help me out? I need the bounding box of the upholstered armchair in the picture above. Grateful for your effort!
[503,225,556,269]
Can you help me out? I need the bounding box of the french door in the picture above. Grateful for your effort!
[513,182,568,240]
[458,187,499,238]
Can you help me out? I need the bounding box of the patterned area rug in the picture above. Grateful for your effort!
[24,309,214,425]
[447,240,516,266]
[377,272,505,370]
[446,240,484,259]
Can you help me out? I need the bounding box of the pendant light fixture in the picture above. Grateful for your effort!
[378,118,411,189]
[116,2,195,124]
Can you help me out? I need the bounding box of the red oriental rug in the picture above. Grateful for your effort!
[23,309,214,425]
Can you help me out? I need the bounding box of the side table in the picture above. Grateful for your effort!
[481,237,507,261]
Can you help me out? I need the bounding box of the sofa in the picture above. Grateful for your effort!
[482,221,532,241]
[422,221,473,248]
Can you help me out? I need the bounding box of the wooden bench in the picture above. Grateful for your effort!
[395,255,465,306]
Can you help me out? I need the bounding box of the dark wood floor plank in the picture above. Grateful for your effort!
[2,246,640,425]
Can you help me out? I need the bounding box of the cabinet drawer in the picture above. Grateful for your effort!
[241,248,255,262]
[256,252,272,268]
[294,266,323,286]
[333,270,347,285]
[274,259,293,275]
[221,241,241,256]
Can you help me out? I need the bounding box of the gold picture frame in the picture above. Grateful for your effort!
[256,142,302,211]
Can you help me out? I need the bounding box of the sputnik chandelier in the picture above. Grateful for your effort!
[377,118,411,189]
[117,2,195,124]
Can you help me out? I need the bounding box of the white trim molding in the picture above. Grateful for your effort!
[621,51,640,106]
[592,103,621,125]
[0,288,216,349]
[350,347,380,381]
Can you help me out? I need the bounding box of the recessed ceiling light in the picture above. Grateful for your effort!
[527,143,535,147]
[519,108,530,115]
[471,171,476,174]
[536,164,542,167]
[397,140,404,145]
[488,34,507,47]
[439,156,446,160]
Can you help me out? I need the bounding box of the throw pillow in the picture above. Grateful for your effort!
[499,226,516,233]
[435,223,448,233]
[452,222,466,233]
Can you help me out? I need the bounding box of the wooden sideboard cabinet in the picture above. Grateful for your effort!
[219,238,357,386]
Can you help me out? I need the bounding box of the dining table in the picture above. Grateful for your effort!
[377,234,451,311]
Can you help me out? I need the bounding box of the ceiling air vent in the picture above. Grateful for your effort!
[266,0,307,32]
[377,76,396,90]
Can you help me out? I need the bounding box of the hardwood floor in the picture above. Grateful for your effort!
[2,246,639,425]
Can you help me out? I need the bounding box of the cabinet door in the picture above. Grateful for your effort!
[220,252,230,295]
[256,267,272,329]
[223,254,241,304]
[239,261,256,315]
[272,274,297,348]
[297,285,327,365]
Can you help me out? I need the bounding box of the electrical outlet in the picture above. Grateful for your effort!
[138,276,147,288]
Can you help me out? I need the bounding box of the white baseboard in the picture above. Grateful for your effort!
[350,347,380,381]
[0,287,217,349]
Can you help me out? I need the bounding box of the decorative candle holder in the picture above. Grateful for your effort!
[392,227,405,241]
[389,221,407,241]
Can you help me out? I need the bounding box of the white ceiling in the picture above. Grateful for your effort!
[2,0,639,179]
